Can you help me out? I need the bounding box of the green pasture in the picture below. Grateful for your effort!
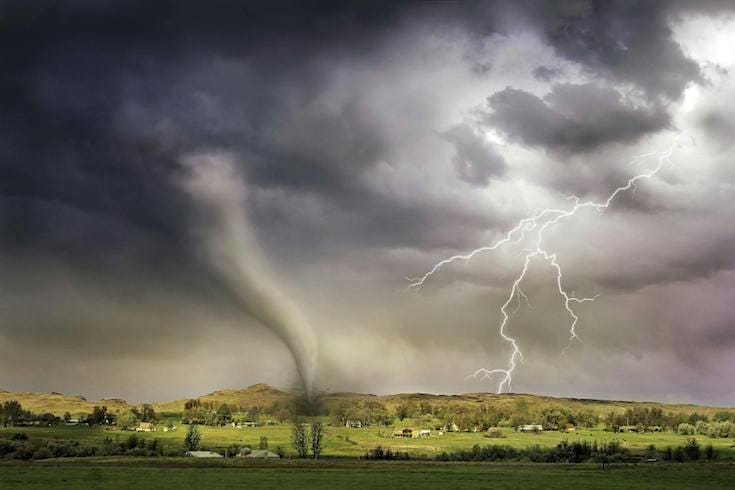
[1,459,734,489]
[2,422,734,458]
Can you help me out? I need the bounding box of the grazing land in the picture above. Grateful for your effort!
[1,459,735,489]
[1,384,734,459]
[2,422,734,458]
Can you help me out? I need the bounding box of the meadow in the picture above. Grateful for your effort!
[1,459,734,489]
[2,422,734,458]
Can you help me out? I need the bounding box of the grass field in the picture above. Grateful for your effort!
[1,459,734,489]
[2,422,734,458]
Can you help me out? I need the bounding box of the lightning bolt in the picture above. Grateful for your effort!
[408,140,678,393]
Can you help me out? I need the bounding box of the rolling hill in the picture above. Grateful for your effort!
[1,384,731,418]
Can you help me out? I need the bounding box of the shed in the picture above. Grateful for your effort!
[245,450,280,459]
[185,451,223,458]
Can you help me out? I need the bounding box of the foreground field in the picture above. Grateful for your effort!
[3,423,734,458]
[2,459,734,489]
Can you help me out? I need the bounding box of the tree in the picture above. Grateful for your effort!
[216,404,232,426]
[89,406,109,425]
[395,401,414,421]
[63,412,71,424]
[713,411,734,422]
[310,420,325,459]
[116,409,138,431]
[184,425,201,451]
[259,436,269,450]
[292,422,307,458]
[1,400,23,426]
[140,404,157,423]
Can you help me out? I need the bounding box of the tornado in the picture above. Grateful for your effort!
[178,153,317,398]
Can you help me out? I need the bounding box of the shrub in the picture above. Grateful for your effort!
[683,438,700,461]
[484,428,505,438]
[677,423,695,435]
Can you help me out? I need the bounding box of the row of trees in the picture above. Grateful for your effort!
[603,407,735,432]
[677,421,733,438]
[1,401,60,427]
[182,400,233,426]
[1,400,163,429]
[292,421,324,459]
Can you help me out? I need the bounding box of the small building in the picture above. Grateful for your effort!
[241,421,257,427]
[517,424,543,433]
[345,420,363,428]
[419,429,431,437]
[245,450,281,459]
[185,451,223,458]
[392,428,415,438]
[136,422,156,432]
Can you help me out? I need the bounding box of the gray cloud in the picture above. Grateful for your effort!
[532,65,563,82]
[486,83,671,154]
[444,124,506,186]
[539,1,704,100]
[0,1,734,405]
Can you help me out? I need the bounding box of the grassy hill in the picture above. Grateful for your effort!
[1,384,731,418]
[0,389,131,416]
[153,384,293,413]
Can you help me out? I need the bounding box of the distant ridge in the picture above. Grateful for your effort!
[1,384,731,416]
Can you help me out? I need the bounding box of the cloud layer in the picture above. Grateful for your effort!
[0,1,734,405]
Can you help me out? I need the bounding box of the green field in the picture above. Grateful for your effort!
[2,423,734,458]
[1,459,734,489]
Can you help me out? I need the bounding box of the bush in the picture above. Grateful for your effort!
[683,438,700,461]
[706,421,732,438]
[677,423,696,435]
[365,445,410,460]
[484,428,506,439]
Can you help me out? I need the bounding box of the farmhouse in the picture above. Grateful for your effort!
[136,422,155,432]
[419,429,431,437]
[185,451,223,458]
[345,420,363,428]
[517,424,543,433]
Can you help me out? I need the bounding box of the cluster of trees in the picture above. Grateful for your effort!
[366,439,720,464]
[605,408,735,433]
[1,401,60,427]
[402,400,599,432]
[0,433,167,460]
[292,421,325,459]
[181,399,232,426]
[677,421,733,438]
[0,400,165,429]
[332,400,391,426]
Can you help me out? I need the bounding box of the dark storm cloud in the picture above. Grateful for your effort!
[536,0,704,100]
[485,83,670,154]
[1,0,734,404]
[532,66,563,82]
[443,124,506,186]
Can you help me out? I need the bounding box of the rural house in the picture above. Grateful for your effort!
[136,422,155,432]
[185,451,223,458]
[517,424,543,433]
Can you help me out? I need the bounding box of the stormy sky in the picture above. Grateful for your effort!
[1,1,734,405]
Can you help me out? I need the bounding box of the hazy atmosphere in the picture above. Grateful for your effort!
[2,1,735,406]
